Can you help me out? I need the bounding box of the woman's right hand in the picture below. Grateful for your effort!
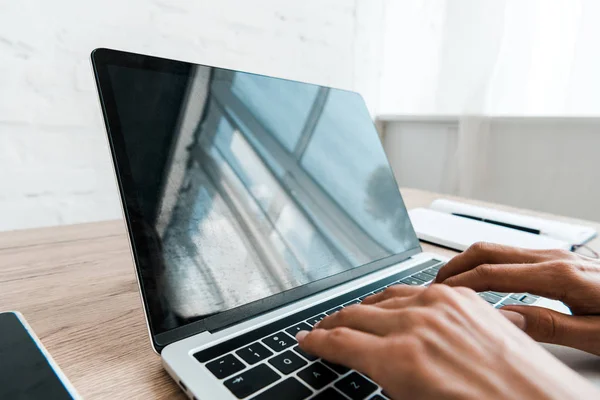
[435,242,600,355]
[300,285,600,400]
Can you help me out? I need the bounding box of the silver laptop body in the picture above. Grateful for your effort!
[91,48,559,400]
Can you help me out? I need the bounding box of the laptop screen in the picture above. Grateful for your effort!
[95,50,419,341]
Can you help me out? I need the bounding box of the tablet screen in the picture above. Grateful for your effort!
[0,313,76,399]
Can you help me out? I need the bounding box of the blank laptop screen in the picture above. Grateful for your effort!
[103,61,419,334]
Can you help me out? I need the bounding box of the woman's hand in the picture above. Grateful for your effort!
[435,242,600,355]
[296,285,599,400]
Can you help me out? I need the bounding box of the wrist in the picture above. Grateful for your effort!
[501,342,600,400]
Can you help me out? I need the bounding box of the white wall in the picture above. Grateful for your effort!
[383,118,600,222]
[378,0,600,223]
[378,0,600,117]
[378,0,446,116]
[0,0,385,231]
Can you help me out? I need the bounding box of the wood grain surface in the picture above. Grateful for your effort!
[0,220,186,399]
[1,188,598,398]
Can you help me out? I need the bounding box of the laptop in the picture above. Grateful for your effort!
[91,48,550,400]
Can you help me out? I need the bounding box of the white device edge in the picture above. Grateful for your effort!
[409,208,571,251]
[430,199,596,245]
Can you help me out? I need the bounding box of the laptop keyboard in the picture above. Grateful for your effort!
[193,259,539,399]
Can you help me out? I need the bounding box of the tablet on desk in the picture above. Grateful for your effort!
[0,312,80,399]
[409,207,572,251]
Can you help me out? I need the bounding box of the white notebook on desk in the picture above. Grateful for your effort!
[409,200,596,251]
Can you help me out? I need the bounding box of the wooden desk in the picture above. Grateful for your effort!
[1,188,599,398]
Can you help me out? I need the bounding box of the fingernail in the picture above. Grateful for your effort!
[296,330,309,342]
[500,309,527,330]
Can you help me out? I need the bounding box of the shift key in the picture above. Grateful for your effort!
[224,364,280,399]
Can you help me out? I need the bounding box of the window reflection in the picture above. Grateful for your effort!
[113,64,417,329]
[231,73,318,152]
[300,90,415,251]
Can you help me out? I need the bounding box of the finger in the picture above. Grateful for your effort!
[499,309,527,330]
[435,242,546,283]
[296,327,383,376]
[372,284,480,310]
[362,284,424,305]
[453,286,481,300]
[372,296,416,310]
[501,305,600,356]
[371,285,470,309]
[441,262,566,300]
[316,305,400,336]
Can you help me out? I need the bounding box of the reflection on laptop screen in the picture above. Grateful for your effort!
[106,65,418,333]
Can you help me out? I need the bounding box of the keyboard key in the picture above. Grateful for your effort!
[262,332,296,352]
[205,354,245,379]
[400,276,425,286]
[285,322,312,338]
[313,388,347,400]
[490,291,508,298]
[413,272,434,282]
[510,293,525,301]
[268,350,307,375]
[323,360,350,374]
[343,299,360,307]
[224,364,279,399]
[520,295,537,304]
[428,264,443,273]
[335,372,378,400]
[373,287,386,294]
[420,269,437,278]
[370,395,386,400]
[236,342,273,365]
[306,314,327,326]
[293,345,318,361]
[500,298,523,306]
[252,377,312,400]
[298,362,337,390]
[478,292,502,304]
[326,306,343,315]
[412,272,435,282]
